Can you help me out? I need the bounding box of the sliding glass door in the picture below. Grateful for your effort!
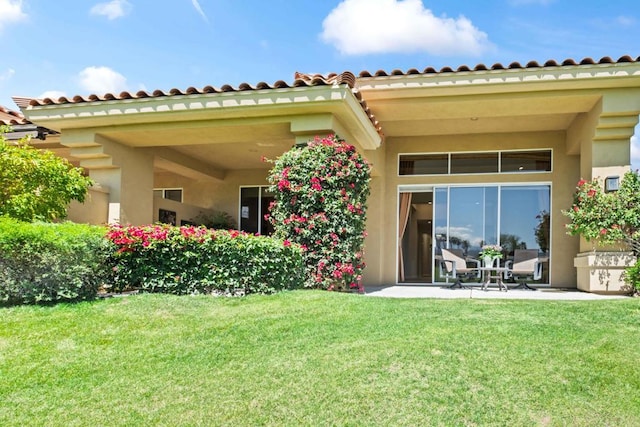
[402,184,551,284]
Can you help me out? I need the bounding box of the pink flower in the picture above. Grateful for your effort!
[278,179,291,191]
[283,239,291,247]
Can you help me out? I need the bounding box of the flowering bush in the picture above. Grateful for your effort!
[564,171,640,294]
[479,244,503,259]
[563,179,620,242]
[266,135,371,292]
[106,224,305,295]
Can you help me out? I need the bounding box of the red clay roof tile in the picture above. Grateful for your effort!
[0,105,30,126]
[13,55,639,142]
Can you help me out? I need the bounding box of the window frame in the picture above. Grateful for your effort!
[398,149,553,177]
[153,187,183,203]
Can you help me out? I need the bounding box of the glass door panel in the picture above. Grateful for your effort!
[500,185,550,283]
[430,184,550,284]
[448,187,498,258]
[240,187,259,234]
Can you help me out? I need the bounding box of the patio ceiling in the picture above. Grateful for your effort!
[363,93,601,137]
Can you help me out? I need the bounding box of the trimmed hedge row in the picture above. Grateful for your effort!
[0,220,306,306]
[106,224,306,296]
[0,217,111,305]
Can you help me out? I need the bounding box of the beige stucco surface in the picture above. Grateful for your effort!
[19,60,640,292]
[370,131,581,287]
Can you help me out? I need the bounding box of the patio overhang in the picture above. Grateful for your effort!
[17,84,383,177]
[357,60,640,139]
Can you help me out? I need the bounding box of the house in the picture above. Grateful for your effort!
[12,55,640,293]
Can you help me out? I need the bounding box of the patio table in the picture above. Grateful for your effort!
[476,267,509,292]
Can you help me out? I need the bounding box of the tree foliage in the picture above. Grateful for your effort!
[266,135,371,292]
[0,126,93,222]
[564,171,640,253]
[564,171,640,293]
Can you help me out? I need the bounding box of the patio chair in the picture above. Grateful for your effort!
[439,248,481,289]
[504,249,542,291]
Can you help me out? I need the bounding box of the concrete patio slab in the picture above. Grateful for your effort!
[364,285,631,300]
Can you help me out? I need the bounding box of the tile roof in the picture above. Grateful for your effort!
[0,105,30,126]
[13,55,639,140]
[21,71,360,107]
[16,71,384,138]
[20,55,639,108]
[356,55,640,77]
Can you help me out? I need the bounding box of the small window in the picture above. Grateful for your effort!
[240,186,274,235]
[450,152,498,174]
[154,188,183,202]
[399,154,448,175]
[501,150,551,172]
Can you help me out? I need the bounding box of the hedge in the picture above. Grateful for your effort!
[0,217,112,305]
[106,224,305,296]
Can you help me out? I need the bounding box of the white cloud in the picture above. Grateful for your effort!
[191,0,209,23]
[320,0,492,56]
[0,68,15,81]
[90,0,132,20]
[78,66,127,94]
[39,90,67,100]
[617,15,636,27]
[0,0,27,32]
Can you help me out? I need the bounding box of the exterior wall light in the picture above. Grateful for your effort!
[605,176,619,192]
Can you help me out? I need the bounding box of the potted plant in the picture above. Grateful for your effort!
[479,244,503,267]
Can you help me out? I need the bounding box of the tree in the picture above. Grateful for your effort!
[266,135,371,292]
[0,125,93,222]
[563,171,640,293]
[563,172,640,253]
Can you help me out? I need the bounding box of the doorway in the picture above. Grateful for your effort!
[398,191,433,283]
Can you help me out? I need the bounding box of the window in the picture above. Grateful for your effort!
[399,154,448,175]
[240,186,275,235]
[153,188,183,202]
[501,150,551,172]
[399,149,552,176]
[450,152,498,174]
[429,184,550,284]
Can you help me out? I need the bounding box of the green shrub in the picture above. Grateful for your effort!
[622,259,640,295]
[0,126,93,222]
[189,210,236,229]
[106,224,305,295]
[0,217,112,305]
[266,135,371,292]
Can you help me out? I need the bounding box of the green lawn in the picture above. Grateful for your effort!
[1,291,639,426]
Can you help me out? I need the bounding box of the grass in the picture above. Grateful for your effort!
[1,291,639,426]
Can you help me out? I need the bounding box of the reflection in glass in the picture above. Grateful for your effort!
[450,153,498,174]
[399,154,449,175]
[444,187,500,258]
[433,187,448,258]
[500,185,550,283]
[429,184,551,284]
[240,187,275,236]
[501,150,551,172]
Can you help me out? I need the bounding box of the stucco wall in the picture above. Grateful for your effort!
[370,130,581,288]
[154,169,270,227]
[67,186,110,225]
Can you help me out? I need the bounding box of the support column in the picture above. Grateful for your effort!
[574,90,640,293]
[90,137,154,225]
[62,131,154,225]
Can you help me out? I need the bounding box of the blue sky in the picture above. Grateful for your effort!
[1,0,638,167]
